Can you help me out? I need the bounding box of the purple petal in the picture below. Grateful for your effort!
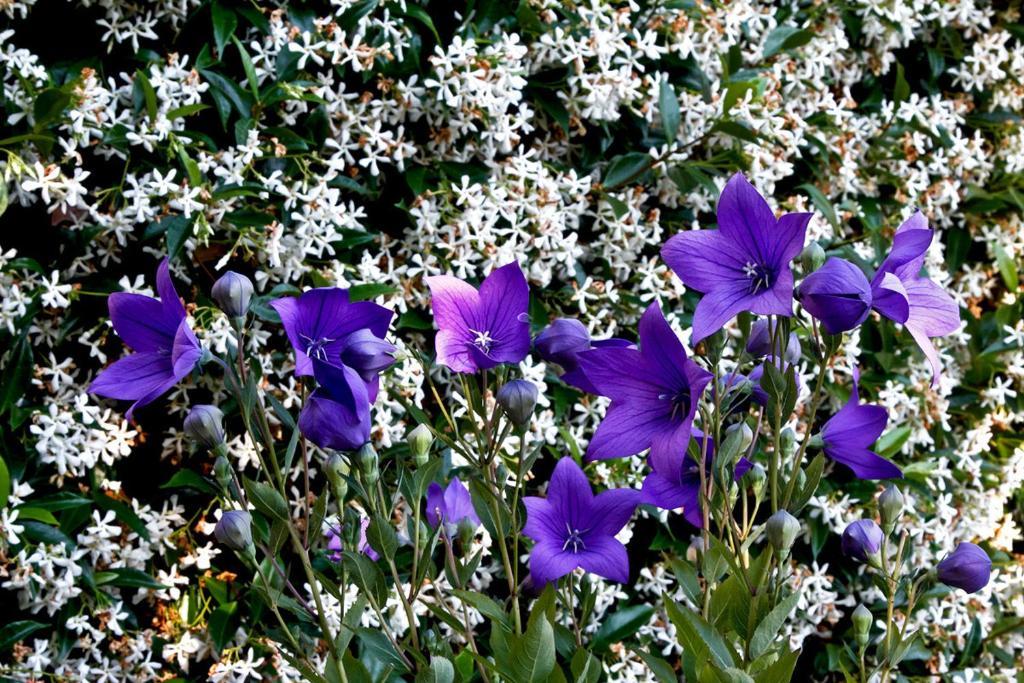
[747,268,795,317]
[826,447,902,480]
[575,536,630,583]
[477,262,530,364]
[637,303,689,388]
[313,358,370,415]
[425,482,445,528]
[577,347,666,400]
[90,352,176,402]
[874,211,933,284]
[523,497,562,543]
[648,422,694,477]
[905,278,960,338]
[690,280,753,343]
[426,275,482,373]
[872,272,911,324]
[661,230,746,294]
[443,478,480,527]
[822,400,887,451]
[798,257,872,334]
[269,296,314,375]
[585,403,671,462]
[156,258,187,322]
[640,470,702,527]
[529,539,581,586]
[771,211,812,265]
[546,458,594,529]
[171,319,202,378]
[715,173,777,264]
[298,388,370,451]
[590,488,640,537]
[108,292,176,353]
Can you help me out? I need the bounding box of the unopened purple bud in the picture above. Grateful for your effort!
[340,329,396,382]
[184,404,225,450]
[798,257,872,335]
[841,520,883,563]
[535,318,590,368]
[746,319,800,364]
[211,271,254,318]
[496,379,539,427]
[937,542,991,593]
[214,510,252,551]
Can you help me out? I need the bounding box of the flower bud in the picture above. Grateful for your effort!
[214,510,253,552]
[340,329,397,382]
[325,453,346,498]
[852,604,872,648]
[780,428,797,456]
[937,542,991,593]
[799,241,827,272]
[797,257,872,334]
[725,422,754,454]
[746,319,800,364]
[211,271,254,318]
[841,519,883,564]
[358,443,379,485]
[766,510,800,559]
[496,379,538,427]
[213,455,232,489]
[184,405,225,450]
[407,424,433,466]
[878,485,904,535]
[740,461,767,500]
[535,318,590,367]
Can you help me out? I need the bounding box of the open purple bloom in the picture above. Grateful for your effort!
[640,429,713,527]
[523,458,639,585]
[426,478,480,536]
[798,257,872,334]
[89,259,202,420]
[871,211,960,385]
[270,288,392,378]
[426,262,530,374]
[577,303,713,467]
[662,173,812,343]
[841,520,883,562]
[819,372,901,480]
[937,542,991,593]
[535,318,633,393]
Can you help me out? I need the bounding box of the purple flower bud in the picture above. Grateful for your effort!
[496,379,538,427]
[183,405,225,450]
[841,520,883,562]
[535,318,591,368]
[937,542,991,593]
[340,329,396,382]
[326,527,343,562]
[798,257,872,334]
[211,271,254,318]
[214,510,253,551]
[746,319,800,364]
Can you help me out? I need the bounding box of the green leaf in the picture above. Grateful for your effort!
[416,656,455,683]
[763,26,815,59]
[511,602,556,683]
[14,506,58,525]
[95,567,167,590]
[602,152,652,189]
[231,36,261,101]
[167,103,209,120]
[631,648,677,683]
[0,455,9,508]
[593,604,654,651]
[160,469,218,495]
[753,648,799,683]
[244,478,290,522]
[570,649,601,683]
[894,62,910,105]
[366,514,398,561]
[665,597,737,670]
[712,120,759,143]
[994,242,1019,291]
[342,550,386,604]
[799,183,838,227]
[209,601,238,652]
[33,88,71,128]
[749,591,801,659]
[0,620,47,651]
[659,80,680,143]
[791,453,825,513]
[451,589,511,631]
[211,2,238,58]
[134,70,158,121]
[357,626,409,672]
[875,425,911,458]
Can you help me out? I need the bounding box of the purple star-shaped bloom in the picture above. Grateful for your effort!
[819,371,901,480]
[534,318,633,393]
[90,258,202,420]
[426,262,530,374]
[426,478,480,536]
[870,211,960,386]
[523,458,639,585]
[271,288,394,451]
[577,303,713,466]
[661,173,812,343]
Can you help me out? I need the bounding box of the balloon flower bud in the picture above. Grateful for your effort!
[766,509,800,560]
[799,240,827,273]
[358,443,379,485]
[878,485,904,536]
[740,461,767,501]
[725,422,754,454]
[534,318,590,367]
[184,405,225,451]
[852,604,872,648]
[407,424,433,466]
[325,453,347,498]
[340,329,397,382]
[746,319,801,365]
[214,510,253,552]
[779,427,797,456]
[496,379,538,427]
[213,455,232,489]
[841,520,883,565]
[937,542,991,594]
[211,271,254,319]
[797,257,872,335]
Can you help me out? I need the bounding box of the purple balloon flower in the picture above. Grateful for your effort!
[327,518,381,562]
[577,303,713,466]
[425,262,530,374]
[937,542,991,593]
[425,478,480,535]
[523,458,640,585]
[798,257,873,334]
[271,288,394,451]
[819,371,901,480]
[661,173,812,343]
[89,258,202,420]
[871,211,960,386]
[746,319,800,364]
[841,519,883,562]
[535,318,633,393]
